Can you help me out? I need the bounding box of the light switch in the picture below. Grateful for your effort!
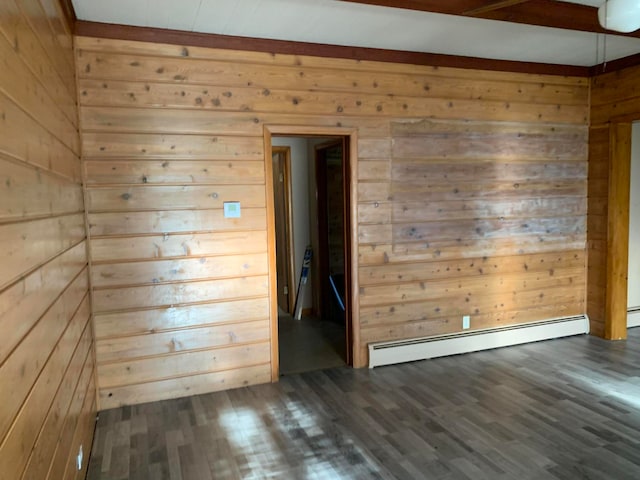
[224,201,241,218]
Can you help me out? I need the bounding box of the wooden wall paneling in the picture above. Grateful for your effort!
[0,294,91,480]
[0,1,93,478]
[0,270,88,442]
[98,340,271,389]
[87,185,266,212]
[0,214,85,290]
[359,267,584,307]
[0,157,84,220]
[75,49,588,104]
[88,208,267,236]
[0,243,86,363]
[78,33,588,402]
[82,132,264,159]
[0,34,78,152]
[0,92,80,180]
[84,159,265,185]
[605,123,631,340]
[15,0,76,94]
[359,235,587,266]
[47,352,96,480]
[588,65,640,338]
[90,231,268,262]
[79,104,392,138]
[96,321,270,362]
[92,275,269,313]
[22,305,93,479]
[359,250,586,286]
[99,364,272,410]
[0,1,77,125]
[360,284,585,328]
[73,34,591,83]
[75,77,588,124]
[91,252,268,287]
[360,299,585,347]
[93,297,270,339]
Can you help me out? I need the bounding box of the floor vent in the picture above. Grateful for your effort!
[629,307,640,328]
[368,315,590,368]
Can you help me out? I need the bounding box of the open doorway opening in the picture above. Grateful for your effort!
[269,134,353,375]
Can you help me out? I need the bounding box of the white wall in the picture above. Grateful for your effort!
[629,123,640,308]
[272,137,313,309]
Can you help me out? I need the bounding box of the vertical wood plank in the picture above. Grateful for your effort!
[605,123,631,340]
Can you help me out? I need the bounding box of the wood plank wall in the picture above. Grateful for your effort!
[589,64,640,337]
[75,34,589,408]
[0,1,95,479]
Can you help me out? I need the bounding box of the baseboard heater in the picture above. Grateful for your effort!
[368,315,590,368]
[629,307,640,328]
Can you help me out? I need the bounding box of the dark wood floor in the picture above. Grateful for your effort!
[87,328,640,479]
[278,314,346,375]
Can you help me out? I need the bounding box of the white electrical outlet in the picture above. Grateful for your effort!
[76,445,83,471]
[462,315,470,330]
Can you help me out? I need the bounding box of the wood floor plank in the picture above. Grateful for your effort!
[87,329,640,479]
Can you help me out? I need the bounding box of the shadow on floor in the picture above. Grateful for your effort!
[278,313,346,375]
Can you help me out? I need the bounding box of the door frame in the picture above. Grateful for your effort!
[264,125,361,380]
[272,146,297,313]
[314,139,353,365]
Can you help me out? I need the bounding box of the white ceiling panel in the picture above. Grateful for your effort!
[71,0,640,67]
[149,0,203,31]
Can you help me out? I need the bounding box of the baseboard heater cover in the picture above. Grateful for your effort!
[629,307,640,328]
[368,315,590,368]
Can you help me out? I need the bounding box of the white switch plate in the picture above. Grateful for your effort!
[462,315,470,330]
[223,201,241,218]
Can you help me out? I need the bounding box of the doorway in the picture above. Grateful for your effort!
[266,128,359,378]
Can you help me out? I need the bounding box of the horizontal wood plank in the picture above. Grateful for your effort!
[359,250,586,286]
[84,159,265,185]
[96,320,270,362]
[92,253,268,287]
[93,297,270,339]
[87,185,265,212]
[91,231,268,262]
[0,214,85,290]
[83,132,264,159]
[0,244,87,365]
[88,208,266,236]
[0,156,83,220]
[99,364,272,410]
[92,275,269,313]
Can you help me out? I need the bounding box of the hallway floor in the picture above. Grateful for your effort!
[87,328,640,479]
[278,314,346,375]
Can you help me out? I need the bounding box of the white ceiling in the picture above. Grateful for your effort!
[71,0,640,67]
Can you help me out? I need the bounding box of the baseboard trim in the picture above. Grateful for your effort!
[369,315,590,368]
[628,307,640,328]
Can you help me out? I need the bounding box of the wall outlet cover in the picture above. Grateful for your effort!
[462,315,471,329]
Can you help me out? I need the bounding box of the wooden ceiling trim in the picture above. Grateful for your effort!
[464,0,532,17]
[338,0,640,38]
[590,52,640,76]
[74,21,588,76]
[57,0,77,32]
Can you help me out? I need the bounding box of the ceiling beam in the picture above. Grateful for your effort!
[464,0,532,17]
[338,0,640,38]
